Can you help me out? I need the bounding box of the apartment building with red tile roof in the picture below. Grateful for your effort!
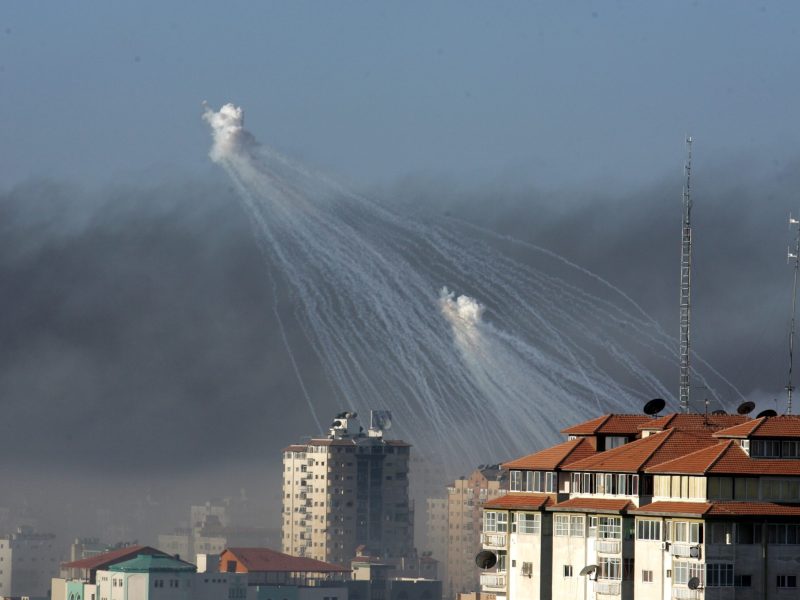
[479,412,800,600]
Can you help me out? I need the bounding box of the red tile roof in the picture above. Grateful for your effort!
[562,415,652,436]
[714,415,800,439]
[503,438,595,470]
[220,548,349,573]
[62,545,166,570]
[648,440,800,475]
[632,500,800,518]
[548,497,633,514]
[483,493,552,511]
[564,430,717,473]
[639,413,750,432]
[630,501,711,517]
[706,502,800,517]
[646,441,734,474]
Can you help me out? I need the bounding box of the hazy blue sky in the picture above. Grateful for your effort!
[2,2,798,188]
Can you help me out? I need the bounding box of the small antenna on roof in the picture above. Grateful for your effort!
[786,214,800,415]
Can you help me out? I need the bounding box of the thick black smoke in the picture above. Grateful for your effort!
[0,157,797,538]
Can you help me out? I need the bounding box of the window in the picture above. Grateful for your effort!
[637,519,661,541]
[777,575,798,588]
[484,511,497,532]
[736,522,761,544]
[623,558,634,581]
[706,563,734,587]
[545,471,556,492]
[598,557,621,580]
[768,523,800,544]
[706,521,733,544]
[674,562,704,586]
[516,512,540,534]
[510,471,523,491]
[496,512,508,533]
[563,565,573,577]
[673,521,703,544]
[555,515,570,536]
[570,516,585,537]
[598,516,621,539]
[642,570,653,583]
[521,562,533,577]
[496,551,507,572]
[734,574,752,587]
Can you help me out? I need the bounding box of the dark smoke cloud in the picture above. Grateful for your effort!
[1,156,797,539]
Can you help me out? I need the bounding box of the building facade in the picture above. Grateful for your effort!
[479,412,800,600]
[444,467,506,599]
[282,411,414,565]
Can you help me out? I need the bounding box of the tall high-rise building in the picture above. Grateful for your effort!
[282,411,414,565]
[445,466,507,599]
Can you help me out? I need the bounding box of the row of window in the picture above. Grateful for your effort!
[570,473,644,496]
[749,439,800,458]
[509,470,557,493]
[484,511,541,534]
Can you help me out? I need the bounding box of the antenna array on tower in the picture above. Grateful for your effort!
[786,215,800,415]
[679,137,693,413]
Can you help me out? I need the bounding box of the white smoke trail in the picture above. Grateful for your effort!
[202,103,740,473]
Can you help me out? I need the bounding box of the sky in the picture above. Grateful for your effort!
[1,2,800,542]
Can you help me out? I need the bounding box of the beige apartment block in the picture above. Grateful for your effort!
[282,411,414,566]
[445,466,507,599]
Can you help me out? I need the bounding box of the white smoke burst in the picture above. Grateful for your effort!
[203,102,744,473]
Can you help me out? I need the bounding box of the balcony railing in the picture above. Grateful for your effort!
[596,539,621,554]
[672,587,702,599]
[671,544,702,559]
[480,532,507,548]
[480,573,506,590]
[594,579,621,595]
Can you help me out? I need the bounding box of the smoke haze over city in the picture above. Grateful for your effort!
[1,0,800,558]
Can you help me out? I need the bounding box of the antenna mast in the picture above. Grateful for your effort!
[787,215,800,414]
[679,137,693,413]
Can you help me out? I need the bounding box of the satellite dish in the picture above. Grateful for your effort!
[737,401,756,415]
[579,565,598,576]
[711,409,726,415]
[687,577,700,590]
[757,409,778,418]
[643,398,666,416]
[475,550,497,570]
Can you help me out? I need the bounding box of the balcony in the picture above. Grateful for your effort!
[480,573,506,591]
[481,532,507,548]
[594,579,621,595]
[672,587,702,599]
[595,539,621,554]
[671,544,702,559]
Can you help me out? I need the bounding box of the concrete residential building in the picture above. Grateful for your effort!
[479,412,800,600]
[282,411,413,565]
[0,525,60,599]
[445,467,506,599]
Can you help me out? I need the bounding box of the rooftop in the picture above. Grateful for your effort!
[564,429,717,473]
[483,493,552,511]
[62,545,167,571]
[713,415,800,439]
[640,413,750,433]
[561,414,652,436]
[220,547,349,573]
[503,437,595,471]
[109,554,195,573]
[548,497,633,514]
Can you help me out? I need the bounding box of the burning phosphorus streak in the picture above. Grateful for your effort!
[203,103,743,471]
